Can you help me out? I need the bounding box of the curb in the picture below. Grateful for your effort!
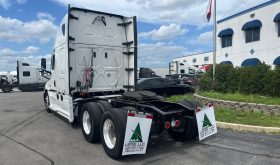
[193,93,280,115]
[217,121,280,134]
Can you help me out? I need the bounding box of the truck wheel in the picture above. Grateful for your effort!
[80,102,102,143]
[100,108,127,159]
[2,82,11,93]
[97,101,112,112]
[168,117,198,142]
[44,92,51,113]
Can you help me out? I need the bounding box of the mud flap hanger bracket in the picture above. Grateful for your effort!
[92,16,106,26]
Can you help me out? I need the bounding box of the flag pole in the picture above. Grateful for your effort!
[212,0,217,80]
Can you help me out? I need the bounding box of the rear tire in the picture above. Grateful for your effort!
[168,117,198,142]
[100,108,127,159]
[97,101,112,112]
[80,102,102,143]
[2,82,11,93]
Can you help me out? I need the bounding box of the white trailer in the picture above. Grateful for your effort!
[17,60,48,91]
[169,61,203,75]
[41,6,217,159]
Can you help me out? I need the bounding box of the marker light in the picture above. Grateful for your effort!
[195,107,201,113]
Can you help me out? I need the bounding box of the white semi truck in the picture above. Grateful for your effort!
[17,60,48,91]
[41,6,217,159]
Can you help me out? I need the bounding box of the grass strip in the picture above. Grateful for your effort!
[199,91,280,105]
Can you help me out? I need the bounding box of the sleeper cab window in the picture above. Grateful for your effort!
[22,63,30,66]
[62,24,65,36]
[51,54,55,70]
[23,71,30,77]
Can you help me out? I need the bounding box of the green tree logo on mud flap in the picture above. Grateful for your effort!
[130,123,143,142]
[202,114,212,128]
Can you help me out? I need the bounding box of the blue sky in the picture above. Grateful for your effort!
[0,0,269,71]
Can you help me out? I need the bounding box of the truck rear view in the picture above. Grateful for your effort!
[42,6,217,160]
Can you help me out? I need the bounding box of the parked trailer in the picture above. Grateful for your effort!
[17,60,48,91]
[41,6,217,159]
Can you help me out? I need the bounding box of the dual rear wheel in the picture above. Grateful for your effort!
[80,102,128,159]
[80,101,199,159]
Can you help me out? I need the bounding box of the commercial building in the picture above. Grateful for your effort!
[174,0,280,68]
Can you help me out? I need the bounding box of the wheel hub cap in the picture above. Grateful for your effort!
[103,119,116,149]
[83,111,91,135]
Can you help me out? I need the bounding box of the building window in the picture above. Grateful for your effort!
[22,63,30,66]
[23,71,30,77]
[245,28,260,43]
[278,22,280,37]
[183,60,186,62]
[180,63,184,66]
[193,58,197,63]
[221,36,232,48]
[180,69,185,74]
[204,56,209,62]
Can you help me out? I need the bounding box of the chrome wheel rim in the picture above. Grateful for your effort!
[103,119,116,149]
[83,111,91,135]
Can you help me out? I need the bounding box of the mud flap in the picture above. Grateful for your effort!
[122,112,152,156]
[195,106,217,141]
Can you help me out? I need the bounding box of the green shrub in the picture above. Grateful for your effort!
[263,67,280,96]
[199,73,213,91]
[198,63,280,97]
[214,64,234,93]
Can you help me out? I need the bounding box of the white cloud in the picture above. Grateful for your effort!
[37,12,56,21]
[0,0,10,9]
[22,46,40,54]
[0,47,50,71]
[0,0,28,10]
[0,48,18,57]
[52,0,268,25]
[16,0,27,4]
[138,42,193,67]
[139,23,188,40]
[0,16,57,44]
[196,31,213,44]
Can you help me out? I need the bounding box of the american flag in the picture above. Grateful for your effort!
[206,0,212,22]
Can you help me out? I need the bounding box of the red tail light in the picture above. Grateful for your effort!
[127,112,135,117]
[146,114,153,119]
[165,122,171,129]
[175,120,180,127]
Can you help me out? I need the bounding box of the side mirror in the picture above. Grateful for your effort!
[41,58,46,69]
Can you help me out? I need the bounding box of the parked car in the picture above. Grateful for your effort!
[139,67,159,78]
[166,74,201,86]
[137,77,194,96]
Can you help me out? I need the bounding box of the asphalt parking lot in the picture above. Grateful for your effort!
[0,91,280,165]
